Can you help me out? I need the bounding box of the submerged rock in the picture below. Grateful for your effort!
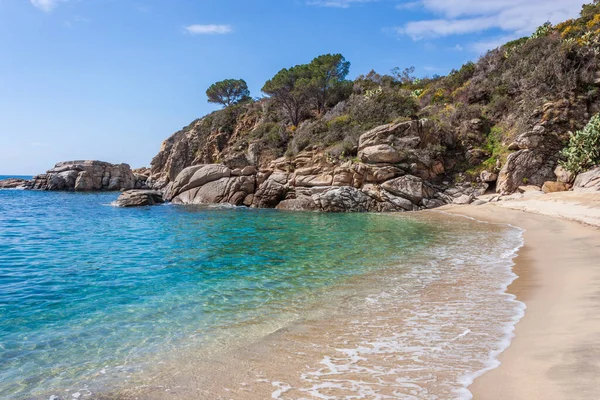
[114,190,164,207]
[313,186,374,212]
[0,178,29,189]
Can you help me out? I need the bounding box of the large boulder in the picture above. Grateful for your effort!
[172,176,255,205]
[381,175,434,204]
[365,165,403,184]
[292,172,334,187]
[166,164,231,200]
[514,126,546,150]
[115,190,164,207]
[573,167,600,192]
[357,120,435,165]
[359,145,403,164]
[312,187,375,212]
[360,184,414,211]
[496,150,556,194]
[252,172,289,208]
[480,171,498,183]
[542,181,570,193]
[358,119,431,150]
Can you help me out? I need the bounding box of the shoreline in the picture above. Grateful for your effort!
[105,211,524,400]
[441,195,600,400]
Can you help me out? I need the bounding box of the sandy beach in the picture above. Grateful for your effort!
[442,191,600,400]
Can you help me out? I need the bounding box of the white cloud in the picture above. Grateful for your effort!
[30,0,65,12]
[307,0,378,8]
[184,24,233,35]
[396,0,584,39]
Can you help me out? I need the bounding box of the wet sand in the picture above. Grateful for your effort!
[443,194,600,399]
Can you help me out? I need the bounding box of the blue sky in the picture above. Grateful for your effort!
[0,0,587,174]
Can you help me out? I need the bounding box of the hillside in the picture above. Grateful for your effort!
[143,2,600,211]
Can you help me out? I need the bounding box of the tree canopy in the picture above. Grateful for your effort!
[262,54,351,126]
[206,79,250,107]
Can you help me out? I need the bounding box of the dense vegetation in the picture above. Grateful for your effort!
[561,113,600,173]
[198,1,600,178]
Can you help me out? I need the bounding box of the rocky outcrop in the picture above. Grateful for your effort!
[157,119,492,212]
[149,112,593,211]
[114,190,164,207]
[29,161,145,192]
[496,98,585,195]
[0,178,29,189]
[573,167,600,192]
[496,124,564,194]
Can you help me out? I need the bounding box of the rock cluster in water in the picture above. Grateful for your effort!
[27,160,147,191]
[114,190,165,207]
[0,178,29,189]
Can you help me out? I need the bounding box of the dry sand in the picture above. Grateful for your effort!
[442,191,600,400]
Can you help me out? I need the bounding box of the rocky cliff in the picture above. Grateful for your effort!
[146,119,489,211]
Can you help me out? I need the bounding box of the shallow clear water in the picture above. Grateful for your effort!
[0,189,524,400]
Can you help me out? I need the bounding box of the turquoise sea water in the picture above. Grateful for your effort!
[0,175,33,180]
[0,189,469,399]
[1,187,528,399]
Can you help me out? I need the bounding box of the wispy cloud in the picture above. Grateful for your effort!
[64,15,89,28]
[395,0,582,40]
[30,142,51,148]
[184,24,233,35]
[398,16,498,39]
[30,0,66,12]
[307,0,378,8]
[396,1,420,10]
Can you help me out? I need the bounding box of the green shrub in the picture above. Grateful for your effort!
[560,113,600,173]
[348,90,418,129]
[531,22,553,39]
